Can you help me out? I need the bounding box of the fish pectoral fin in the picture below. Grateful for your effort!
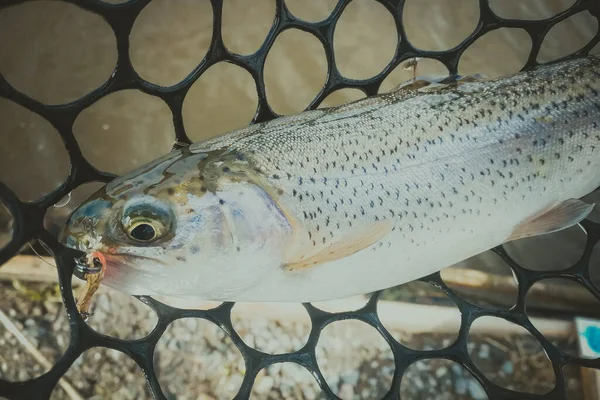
[507,199,594,242]
[283,220,394,271]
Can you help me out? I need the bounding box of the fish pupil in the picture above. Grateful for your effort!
[131,223,156,241]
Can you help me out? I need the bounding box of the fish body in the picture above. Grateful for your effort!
[63,56,600,302]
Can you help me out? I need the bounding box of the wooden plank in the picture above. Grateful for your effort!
[581,370,600,400]
[0,255,60,283]
[442,267,599,317]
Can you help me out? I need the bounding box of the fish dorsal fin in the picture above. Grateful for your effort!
[283,220,393,271]
[507,199,594,242]
[171,140,191,151]
[391,74,490,95]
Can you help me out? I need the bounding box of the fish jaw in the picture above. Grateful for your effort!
[90,252,170,295]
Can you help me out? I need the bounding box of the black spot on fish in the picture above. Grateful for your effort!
[176,256,187,262]
[167,188,175,195]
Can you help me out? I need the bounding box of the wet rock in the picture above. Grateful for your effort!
[469,380,488,400]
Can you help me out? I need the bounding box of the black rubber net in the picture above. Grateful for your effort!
[1,0,600,399]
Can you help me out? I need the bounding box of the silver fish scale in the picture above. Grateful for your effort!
[223,56,600,254]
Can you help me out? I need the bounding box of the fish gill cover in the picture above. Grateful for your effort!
[0,0,600,399]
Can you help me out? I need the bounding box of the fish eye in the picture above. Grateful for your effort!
[128,221,158,242]
[120,197,174,244]
[123,216,168,243]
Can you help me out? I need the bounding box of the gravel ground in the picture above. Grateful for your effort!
[0,280,586,400]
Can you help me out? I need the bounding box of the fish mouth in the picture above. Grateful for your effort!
[73,251,167,281]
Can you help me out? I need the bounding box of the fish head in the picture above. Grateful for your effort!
[61,148,293,298]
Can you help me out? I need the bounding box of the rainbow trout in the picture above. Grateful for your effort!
[63,56,600,302]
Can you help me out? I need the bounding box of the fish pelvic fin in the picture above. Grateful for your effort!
[283,220,393,271]
[507,199,594,242]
